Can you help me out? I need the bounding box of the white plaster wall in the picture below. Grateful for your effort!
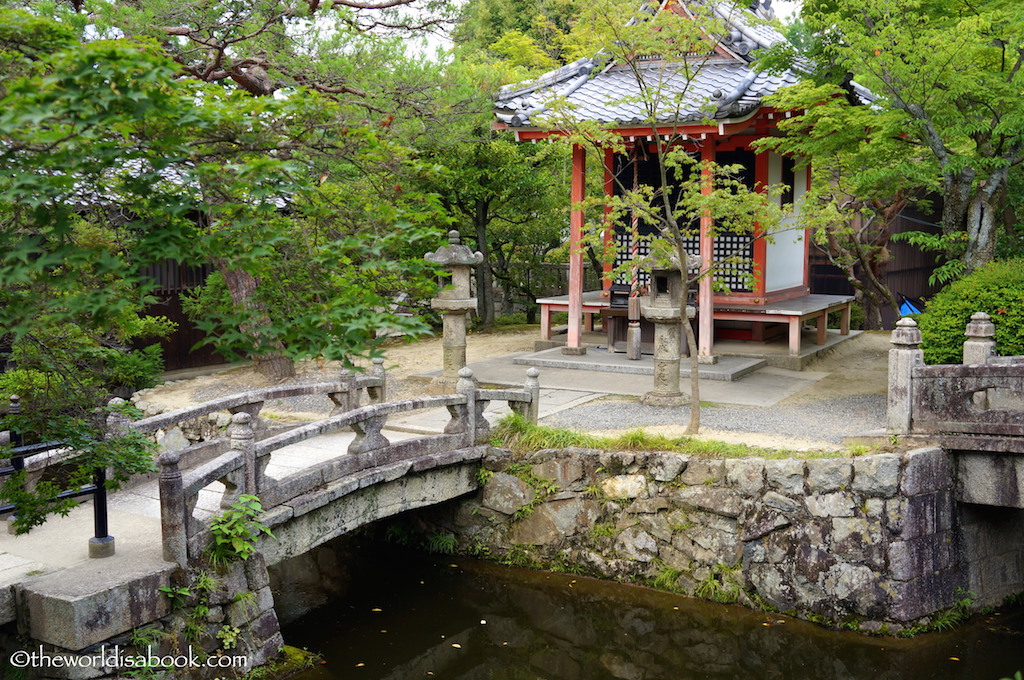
[765,152,807,293]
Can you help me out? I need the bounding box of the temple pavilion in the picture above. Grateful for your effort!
[493,0,855,362]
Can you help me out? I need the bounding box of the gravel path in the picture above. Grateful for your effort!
[541,394,886,444]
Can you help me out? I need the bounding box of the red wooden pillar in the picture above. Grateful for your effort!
[752,149,769,299]
[567,143,586,350]
[698,142,715,358]
[602,147,616,290]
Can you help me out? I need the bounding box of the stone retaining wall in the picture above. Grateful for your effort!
[0,556,282,680]
[440,446,993,632]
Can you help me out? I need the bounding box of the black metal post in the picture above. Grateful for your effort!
[93,467,109,540]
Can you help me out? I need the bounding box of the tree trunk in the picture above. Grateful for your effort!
[474,198,495,327]
[217,264,295,380]
[682,313,700,434]
[943,168,1007,274]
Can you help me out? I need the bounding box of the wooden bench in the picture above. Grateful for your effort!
[536,290,610,340]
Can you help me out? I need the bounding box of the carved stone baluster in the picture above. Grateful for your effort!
[367,357,387,404]
[510,368,541,424]
[158,451,187,568]
[229,400,265,439]
[328,368,354,415]
[474,397,492,444]
[348,413,390,454]
[184,491,201,560]
[445,402,467,435]
[456,368,490,445]
[887,318,923,435]
[229,412,255,501]
[964,312,996,410]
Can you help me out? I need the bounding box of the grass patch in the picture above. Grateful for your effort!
[492,413,850,459]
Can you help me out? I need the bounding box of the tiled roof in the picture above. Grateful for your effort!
[494,0,802,129]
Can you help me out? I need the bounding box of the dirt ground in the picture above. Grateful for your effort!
[142,329,539,412]
[143,329,891,444]
[782,330,891,402]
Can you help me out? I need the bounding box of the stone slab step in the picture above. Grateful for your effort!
[512,349,767,382]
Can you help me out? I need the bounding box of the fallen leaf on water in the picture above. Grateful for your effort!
[449,564,458,568]
[355,663,365,668]
[380,630,387,633]
[949,657,960,662]
[452,643,462,649]
[371,608,382,612]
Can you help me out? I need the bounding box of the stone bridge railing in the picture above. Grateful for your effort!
[154,366,540,568]
[888,312,1024,453]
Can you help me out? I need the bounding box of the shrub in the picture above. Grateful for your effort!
[917,259,1024,364]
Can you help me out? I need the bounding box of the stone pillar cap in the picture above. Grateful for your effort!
[425,231,484,267]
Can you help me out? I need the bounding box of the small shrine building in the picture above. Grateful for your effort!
[493,0,855,360]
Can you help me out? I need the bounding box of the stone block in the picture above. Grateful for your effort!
[481,472,535,515]
[614,527,659,562]
[805,458,852,493]
[678,459,725,487]
[806,492,856,518]
[18,553,176,651]
[649,453,688,482]
[532,458,583,488]
[793,542,837,585]
[639,513,673,543]
[863,498,884,519]
[687,525,741,563]
[830,518,884,566]
[739,507,790,542]
[884,498,906,536]
[671,486,742,518]
[761,491,800,513]
[890,569,966,621]
[900,491,954,540]
[626,497,669,514]
[851,454,900,497]
[598,451,636,474]
[765,459,804,495]
[822,563,887,617]
[725,458,764,496]
[957,453,1024,508]
[973,550,1023,602]
[742,540,766,566]
[0,585,14,626]
[660,545,694,572]
[900,447,951,496]
[250,608,282,641]
[244,552,271,591]
[601,475,648,500]
[888,534,953,581]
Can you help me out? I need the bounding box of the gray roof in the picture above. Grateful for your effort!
[495,0,800,129]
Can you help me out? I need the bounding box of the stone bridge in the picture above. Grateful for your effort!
[887,312,1024,506]
[153,365,538,569]
[0,365,539,674]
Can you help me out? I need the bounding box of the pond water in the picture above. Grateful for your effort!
[284,543,1024,680]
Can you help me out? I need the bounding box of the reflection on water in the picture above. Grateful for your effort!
[285,544,1024,680]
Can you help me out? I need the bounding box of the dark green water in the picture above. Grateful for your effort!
[285,545,1024,680]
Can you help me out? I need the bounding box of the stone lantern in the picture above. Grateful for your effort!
[425,231,484,392]
[639,251,699,407]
